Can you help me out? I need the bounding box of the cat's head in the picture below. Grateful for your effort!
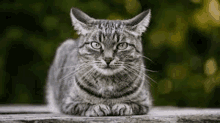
[70,8,151,76]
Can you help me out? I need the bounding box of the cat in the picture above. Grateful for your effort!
[46,7,152,116]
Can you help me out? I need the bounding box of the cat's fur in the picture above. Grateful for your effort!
[46,7,152,116]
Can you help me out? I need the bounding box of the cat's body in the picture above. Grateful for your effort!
[47,8,152,116]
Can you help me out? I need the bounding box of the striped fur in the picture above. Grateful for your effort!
[47,7,152,116]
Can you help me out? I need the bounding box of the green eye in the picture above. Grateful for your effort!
[91,41,101,49]
[117,42,128,50]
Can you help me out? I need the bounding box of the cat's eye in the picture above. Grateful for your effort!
[117,42,128,50]
[91,41,101,49]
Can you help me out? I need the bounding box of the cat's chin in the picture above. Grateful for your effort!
[93,66,122,76]
[101,69,121,76]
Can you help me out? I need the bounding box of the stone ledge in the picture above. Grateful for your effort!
[0,105,219,122]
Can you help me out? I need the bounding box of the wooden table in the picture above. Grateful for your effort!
[0,105,219,122]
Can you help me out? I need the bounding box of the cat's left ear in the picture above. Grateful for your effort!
[124,9,151,37]
[70,7,95,35]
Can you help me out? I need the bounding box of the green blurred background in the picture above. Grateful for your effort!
[0,0,220,107]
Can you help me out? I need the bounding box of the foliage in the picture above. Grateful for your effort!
[0,0,220,107]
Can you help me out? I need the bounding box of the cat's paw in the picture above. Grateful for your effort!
[130,103,149,115]
[61,103,90,115]
[85,104,111,117]
[112,103,133,116]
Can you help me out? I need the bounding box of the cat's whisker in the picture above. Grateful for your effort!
[59,63,91,81]
[121,68,133,80]
[113,62,123,67]
[78,67,95,81]
[94,71,102,80]
[123,66,141,78]
[125,65,157,84]
[87,69,96,80]
[56,64,83,70]
[79,59,92,62]
[123,63,158,73]
[94,61,102,63]
[124,66,156,88]
[123,68,143,87]
[55,61,92,70]
[140,55,154,64]
[58,67,84,82]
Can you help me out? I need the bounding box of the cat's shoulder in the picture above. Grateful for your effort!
[59,39,77,48]
[56,39,78,53]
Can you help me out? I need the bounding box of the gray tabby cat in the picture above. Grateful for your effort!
[46,7,152,116]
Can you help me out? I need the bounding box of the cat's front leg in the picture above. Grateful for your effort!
[112,103,149,116]
[112,103,133,116]
[61,102,90,115]
[61,103,111,116]
[129,103,149,115]
[85,104,111,117]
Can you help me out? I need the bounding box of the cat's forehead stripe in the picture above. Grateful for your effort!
[96,31,124,43]
[88,21,127,43]
[91,34,97,41]
[95,21,124,33]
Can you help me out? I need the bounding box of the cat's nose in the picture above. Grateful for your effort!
[104,57,113,65]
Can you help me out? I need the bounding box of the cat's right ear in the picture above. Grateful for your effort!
[124,9,151,37]
[70,7,95,35]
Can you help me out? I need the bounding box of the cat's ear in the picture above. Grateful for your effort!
[70,7,95,35]
[124,9,151,37]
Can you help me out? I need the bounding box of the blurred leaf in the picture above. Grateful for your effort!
[59,23,71,39]
[204,58,218,76]
[167,16,188,49]
[15,85,31,103]
[149,30,166,48]
[157,79,173,94]
[204,76,218,93]
[189,55,202,71]
[107,13,124,20]
[54,0,78,12]
[43,16,59,30]
[191,0,202,4]
[125,0,141,15]
[209,0,220,22]
[193,0,220,30]
[0,57,3,69]
[6,27,23,39]
[0,57,4,96]
[167,63,188,80]
[31,2,44,13]
[186,74,204,89]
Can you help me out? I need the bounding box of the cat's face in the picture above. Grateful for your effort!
[78,21,143,76]
[71,8,151,76]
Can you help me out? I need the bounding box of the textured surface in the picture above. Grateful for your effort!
[0,105,220,122]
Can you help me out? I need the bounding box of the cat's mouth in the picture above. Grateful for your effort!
[103,65,114,69]
[93,65,123,76]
